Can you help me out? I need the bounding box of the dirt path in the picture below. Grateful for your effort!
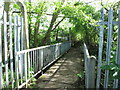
[29,46,84,89]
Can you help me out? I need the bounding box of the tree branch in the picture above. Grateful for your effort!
[51,17,65,31]
[100,0,108,11]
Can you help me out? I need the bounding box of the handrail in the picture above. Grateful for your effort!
[16,42,62,55]
[15,42,71,88]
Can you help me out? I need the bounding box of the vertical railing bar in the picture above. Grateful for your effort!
[30,51,33,76]
[36,50,37,72]
[24,52,27,88]
[36,50,38,72]
[113,7,120,88]
[14,15,18,57]
[28,51,30,78]
[20,17,23,51]
[96,8,104,88]
[15,54,19,88]
[0,10,3,90]
[17,16,23,84]
[17,17,20,51]
[9,13,14,88]
[33,50,35,73]
[41,49,43,71]
[104,8,113,88]
[20,54,23,84]
[37,50,39,71]
[4,11,9,87]
[14,15,19,88]
[39,49,41,70]
[20,17,24,84]
[34,50,35,73]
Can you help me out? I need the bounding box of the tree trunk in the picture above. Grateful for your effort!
[56,29,59,41]
[28,2,32,47]
[34,19,40,47]
[41,0,65,45]
[41,11,59,45]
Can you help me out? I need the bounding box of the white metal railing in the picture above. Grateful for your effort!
[84,43,96,88]
[0,10,71,89]
[0,11,24,89]
[15,42,71,88]
[96,8,120,88]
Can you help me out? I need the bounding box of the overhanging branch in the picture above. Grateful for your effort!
[51,17,65,31]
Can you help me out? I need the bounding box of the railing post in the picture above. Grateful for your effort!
[84,43,90,88]
[4,10,9,87]
[15,54,19,88]
[24,53,27,88]
[96,8,104,88]
[104,8,113,88]
[9,12,14,88]
[88,56,96,88]
[84,43,96,88]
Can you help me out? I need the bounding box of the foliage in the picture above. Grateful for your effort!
[77,71,84,79]
[61,2,100,44]
[26,1,47,47]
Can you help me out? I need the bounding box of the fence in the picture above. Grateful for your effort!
[96,8,120,88]
[0,10,71,89]
[84,43,96,88]
[84,7,120,88]
[0,11,24,89]
[15,42,71,88]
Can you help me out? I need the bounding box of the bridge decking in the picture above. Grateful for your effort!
[29,46,84,88]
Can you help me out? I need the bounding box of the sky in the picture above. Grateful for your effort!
[80,0,120,10]
[0,0,119,19]
[0,0,119,9]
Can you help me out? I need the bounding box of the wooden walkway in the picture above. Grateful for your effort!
[28,47,84,89]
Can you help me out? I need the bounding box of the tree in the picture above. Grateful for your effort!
[41,0,66,45]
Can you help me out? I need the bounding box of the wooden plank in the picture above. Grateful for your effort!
[4,11,9,87]
[0,11,3,90]
[9,13,14,88]
[104,8,113,88]
[113,6,120,88]
[96,8,104,88]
